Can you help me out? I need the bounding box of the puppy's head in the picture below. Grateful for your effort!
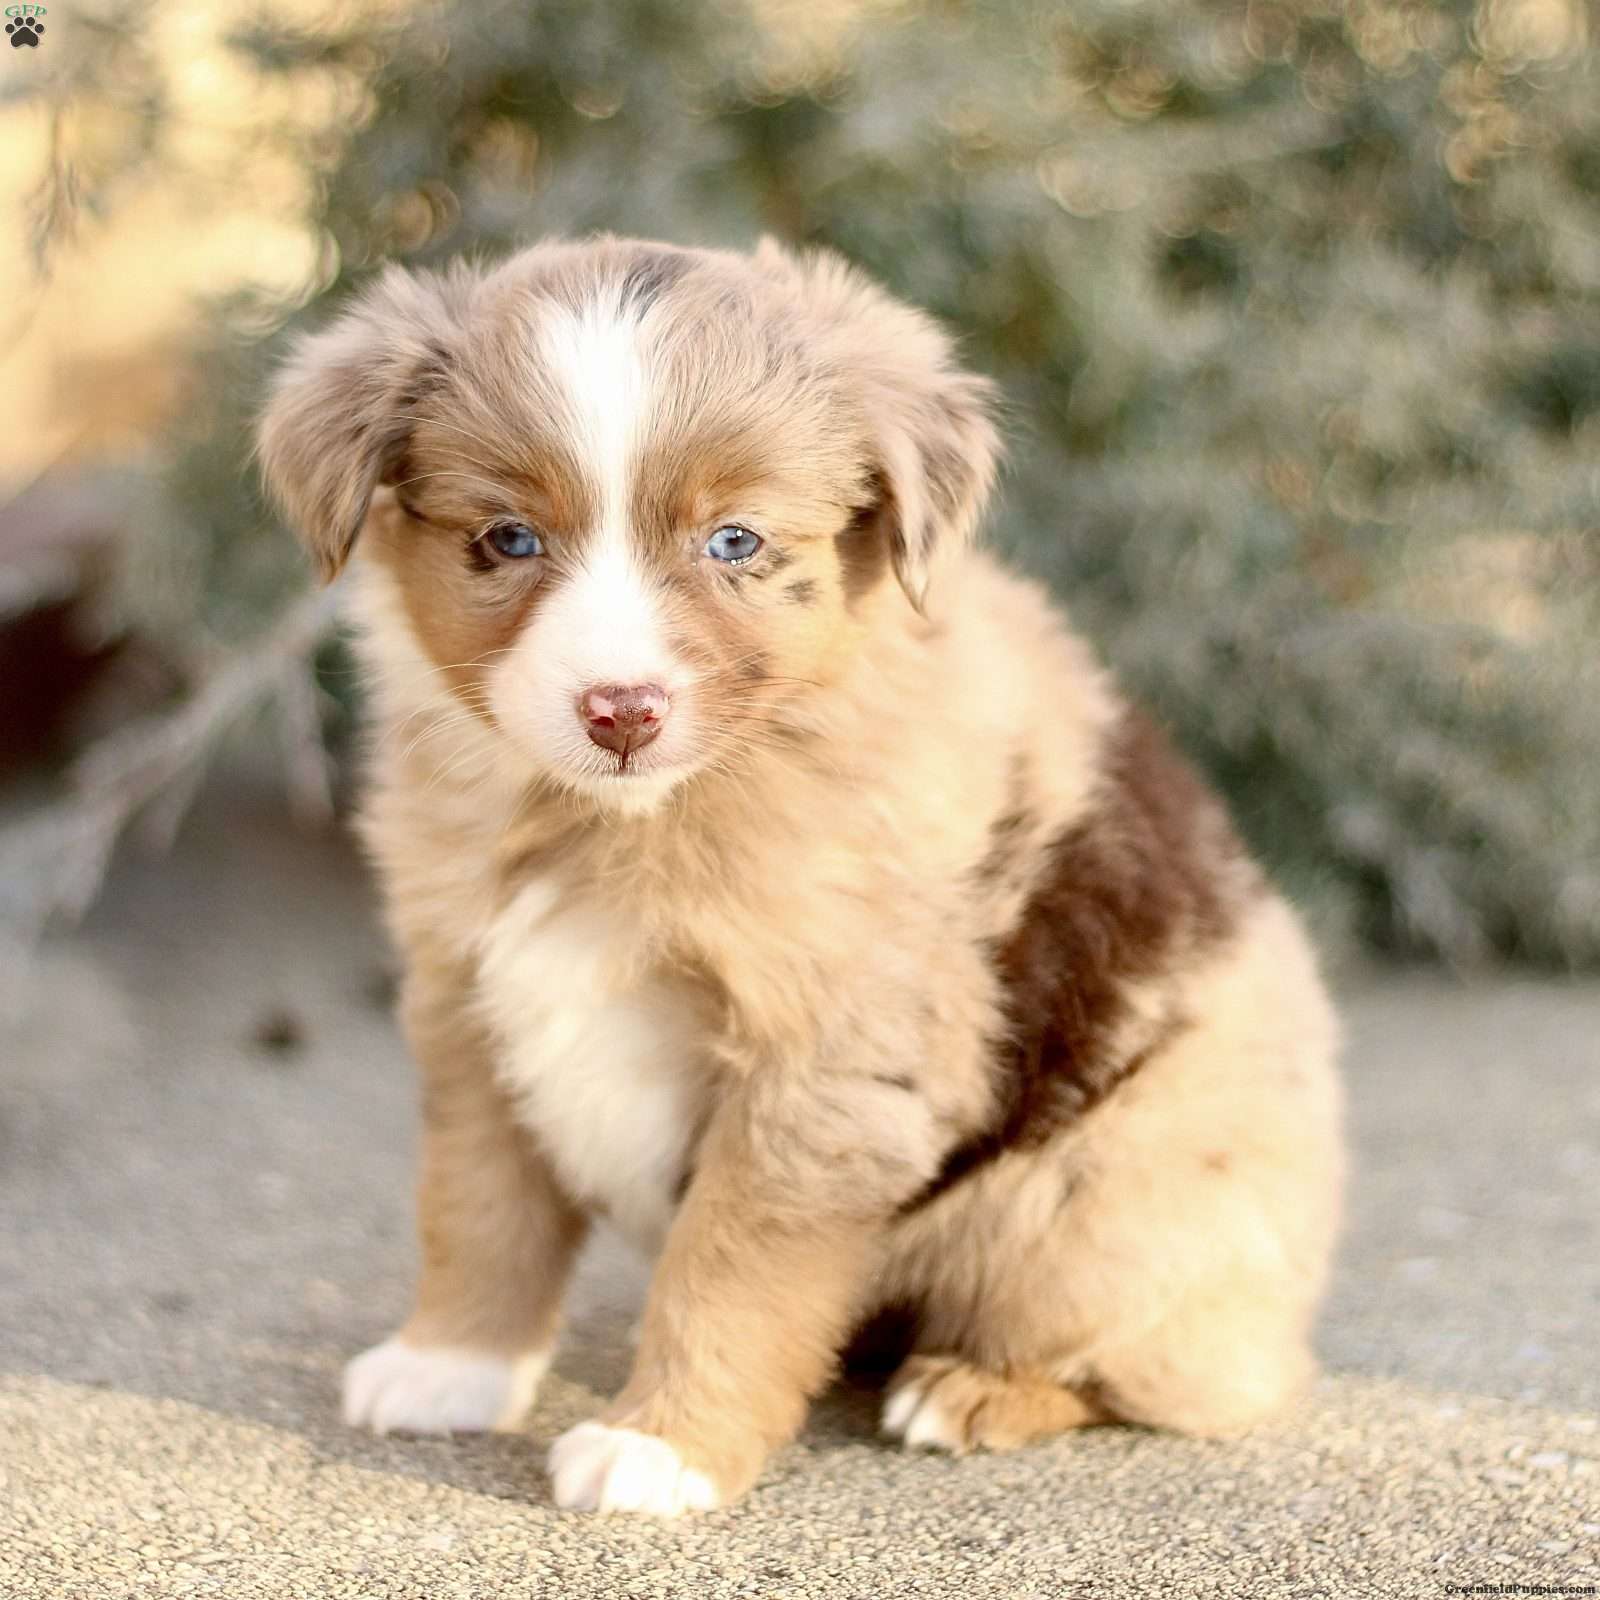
[257,237,999,811]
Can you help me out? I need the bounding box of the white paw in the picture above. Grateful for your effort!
[342,1337,549,1435]
[881,1374,964,1452]
[547,1422,720,1516]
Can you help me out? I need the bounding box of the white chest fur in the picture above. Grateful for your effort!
[474,878,710,1253]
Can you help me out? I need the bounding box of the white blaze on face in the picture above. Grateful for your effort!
[488,287,691,806]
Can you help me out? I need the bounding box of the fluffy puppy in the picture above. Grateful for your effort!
[257,236,1343,1517]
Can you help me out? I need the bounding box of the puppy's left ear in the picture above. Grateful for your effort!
[757,239,1001,614]
[257,265,472,582]
[866,360,1000,615]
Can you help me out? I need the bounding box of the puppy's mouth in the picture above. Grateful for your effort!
[582,730,686,782]
[598,750,666,778]
[557,735,702,810]
[601,736,656,774]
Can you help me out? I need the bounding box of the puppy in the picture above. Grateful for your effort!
[257,236,1343,1516]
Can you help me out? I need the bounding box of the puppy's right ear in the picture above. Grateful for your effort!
[257,266,471,582]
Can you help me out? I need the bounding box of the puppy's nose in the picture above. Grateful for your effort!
[578,683,669,757]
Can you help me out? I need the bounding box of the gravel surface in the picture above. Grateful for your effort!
[3,786,1597,1597]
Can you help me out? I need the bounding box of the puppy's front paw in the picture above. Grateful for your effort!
[547,1421,721,1516]
[342,1337,548,1435]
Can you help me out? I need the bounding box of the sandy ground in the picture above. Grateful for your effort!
[2,784,1597,1598]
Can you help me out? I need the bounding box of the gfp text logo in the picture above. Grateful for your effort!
[5,5,46,48]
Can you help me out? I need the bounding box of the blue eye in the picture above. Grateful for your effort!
[704,525,764,566]
[485,520,544,560]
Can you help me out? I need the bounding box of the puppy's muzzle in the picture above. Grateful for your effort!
[579,683,669,763]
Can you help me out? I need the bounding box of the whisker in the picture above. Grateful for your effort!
[380,415,514,464]
[379,686,498,751]
[397,717,491,768]
[391,469,514,499]
[423,740,506,797]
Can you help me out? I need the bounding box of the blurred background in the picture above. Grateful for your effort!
[3,7,1599,1586]
[1,0,1597,979]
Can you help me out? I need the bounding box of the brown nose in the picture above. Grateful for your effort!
[578,683,669,760]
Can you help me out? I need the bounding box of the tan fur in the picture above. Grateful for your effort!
[257,236,1343,1513]
[397,951,588,1358]
[885,1356,1110,1451]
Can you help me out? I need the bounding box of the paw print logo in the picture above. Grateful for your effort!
[5,13,45,47]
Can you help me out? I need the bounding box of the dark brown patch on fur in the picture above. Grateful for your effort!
[619,248,691,311]
[784,578,818,605]
[987,810,1031,850]
[834,486,893,607]
[746,545,795,580]
[905,711,1252,1212]
[870,1070,918,1092]
[974,752,1034,883]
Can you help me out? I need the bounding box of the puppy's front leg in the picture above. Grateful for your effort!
[548,1064,935,1515]
[345,955,588,1436]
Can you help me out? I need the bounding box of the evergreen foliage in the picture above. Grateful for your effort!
[14,0,1600,964]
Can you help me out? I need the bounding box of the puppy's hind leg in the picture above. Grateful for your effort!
[1082,1277,1318,1440]
[881,1355,1108,1453]
[344,957,588,1436]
